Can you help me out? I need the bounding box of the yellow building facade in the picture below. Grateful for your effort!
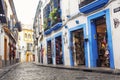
[18,25,34,62]
[24,29,33,62]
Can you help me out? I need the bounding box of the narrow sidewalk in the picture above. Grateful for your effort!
[0,63,20,78]
[34,62,120,75]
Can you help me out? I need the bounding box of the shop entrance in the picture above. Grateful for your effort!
[40,44,43,63]
[72,29,85,66]
[55,36,63,64]
[95,16,110,67]
[4,38,7,66]
[47,40,53,64]
[88,9,114,68]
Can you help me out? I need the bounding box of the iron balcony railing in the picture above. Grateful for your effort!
[79,0,96,8]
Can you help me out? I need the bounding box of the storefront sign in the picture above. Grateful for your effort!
[114,7,120,13]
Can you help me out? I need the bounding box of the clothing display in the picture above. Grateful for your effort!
[47,41,52,64]
[55,37,63,64]
[96,21,110,67]
[73,29,85,65]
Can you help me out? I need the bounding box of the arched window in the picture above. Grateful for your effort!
[25,33,27,38]
[28,34,31,39]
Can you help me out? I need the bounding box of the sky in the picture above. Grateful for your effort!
[13,0,39,25]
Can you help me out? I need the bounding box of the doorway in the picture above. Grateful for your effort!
[4,38,7,66]
[72,29,85,66]
[47,40,53,64]
[95,16,110,67]
[88,9,114,68]
[26,53,29,62]
[40,44,43,63]
[55,36,63,64]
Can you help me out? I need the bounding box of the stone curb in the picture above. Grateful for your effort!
[33,62,120,75]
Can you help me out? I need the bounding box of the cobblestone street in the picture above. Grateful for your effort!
[0,62,120,80]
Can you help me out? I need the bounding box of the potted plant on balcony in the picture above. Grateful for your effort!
[49,8,58,25]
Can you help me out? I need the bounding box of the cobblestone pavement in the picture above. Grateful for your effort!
[0,62,120,80]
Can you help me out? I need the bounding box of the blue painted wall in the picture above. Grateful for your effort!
[87,9,115,69]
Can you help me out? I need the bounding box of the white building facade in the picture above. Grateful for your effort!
[34,0,120,69]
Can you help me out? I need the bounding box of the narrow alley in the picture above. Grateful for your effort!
[0,62,120,80]
[1,0,120,80]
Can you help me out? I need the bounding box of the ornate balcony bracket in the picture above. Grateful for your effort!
[79,0,109,13]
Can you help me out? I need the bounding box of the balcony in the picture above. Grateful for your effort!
[0,14,7,23]
[0,0,7,23]
[79,0,96,8]
[52,22,62,31]
[79,0,109,13]
[15,22,22,32]
[44,9,62,35]
[44,28,52,35]
[44,0,62,35]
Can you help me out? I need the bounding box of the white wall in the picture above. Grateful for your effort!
[18,30,27,62]
[0,26,4,60]
[41,0,120,68]
[110,0,120,69]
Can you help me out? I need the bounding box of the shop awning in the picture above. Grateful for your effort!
[79,0,109,13]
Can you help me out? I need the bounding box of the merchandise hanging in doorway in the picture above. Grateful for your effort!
[95,16,110,67]
[47,41,52,64]
[55,36,63,64]
[72,29,85,66]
